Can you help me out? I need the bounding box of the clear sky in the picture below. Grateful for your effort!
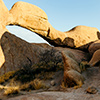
[3,0,100,43]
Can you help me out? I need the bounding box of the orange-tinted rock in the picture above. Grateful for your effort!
[0,0,10,67]
[9,2,99,49]
[66,25,99,50]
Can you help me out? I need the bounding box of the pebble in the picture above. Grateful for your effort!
[86,86,98,94]
[50,80,55,86]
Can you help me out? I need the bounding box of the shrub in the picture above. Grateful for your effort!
[14,68,34,83]
[40,48,63,64]
[20,83,31,91]
[0,71,15,84]
[4,86,20,96]
[32,79,45,90]
[20,79,45,91]
[79,61,90,72]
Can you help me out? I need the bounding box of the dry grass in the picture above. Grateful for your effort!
[0,85,20,96]
[60,81,66,89]
[0,71,15,84]
[20,79,45,91]
[20,83,30,91]
[80,61,90,72]
[4,86,20,96]
[74,81,83,89]
[32,79,45,90]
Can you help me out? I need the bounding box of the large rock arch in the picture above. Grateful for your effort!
[0,0,99,67]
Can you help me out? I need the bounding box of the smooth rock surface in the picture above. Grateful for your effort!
[9,1,99,49]
[62,52,84,87]
[89,49,100,66]
[88,40,100,55]
[66,25,99,50]
[0,31,62,75]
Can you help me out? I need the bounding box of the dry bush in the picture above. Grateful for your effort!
[40,48,63,66]
[32,79,45,90]
[79,61,90,72]
[4,86,20,96]
[20,83,30,91]
[14,68,34,83]
[0,71,15,84]
[20,79,45,91]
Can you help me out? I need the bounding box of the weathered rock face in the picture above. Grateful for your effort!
[0,31,89,76]
[0,32,42,75]
[0,31,64,75]
[88,40,100,55]
[88,40,100,66]
[55,47,89,63]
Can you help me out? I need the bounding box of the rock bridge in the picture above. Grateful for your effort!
[0,0,99,68]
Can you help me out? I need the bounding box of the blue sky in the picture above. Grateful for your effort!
[3,0,100,43]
